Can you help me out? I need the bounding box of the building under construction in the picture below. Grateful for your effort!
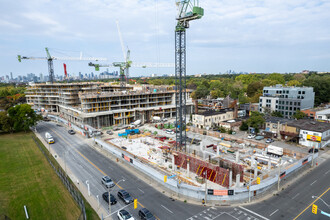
[26,82,194,128]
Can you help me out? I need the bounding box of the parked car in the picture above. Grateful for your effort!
[68,130,75,135]
[138,208,156,220]
[165,129,175,135]
[117,190,134,204]
[101,176,115,188]
[106,130,113,135]
[102,192,117,205]
[265,138,274,143]
[308,148,319,153]
[247,134,256,139]
[255,136,264,140]
[117,209,134,220]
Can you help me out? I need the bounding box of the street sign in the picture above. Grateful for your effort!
[207,189,214,195]
[312,204,318,214]
[228,190,234,195]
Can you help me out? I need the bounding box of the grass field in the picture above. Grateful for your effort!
[0,132,98,219]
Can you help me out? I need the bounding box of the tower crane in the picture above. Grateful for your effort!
[18,47,107,83]
[88,61,174,88]
[175,1,203,151]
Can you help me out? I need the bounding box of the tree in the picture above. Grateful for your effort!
[287,80,301,87]
[239,121,248,131]
[0,111,13,133]
[271,111,283,117]
[293,110,306,120]
[7,104,41,132]
[246,111,265,133]
[303,74,330,106]
[247,82,264,97]
[266,73,285,85]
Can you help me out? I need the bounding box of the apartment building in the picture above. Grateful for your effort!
[259,85,315,118]
[26,82,193,128]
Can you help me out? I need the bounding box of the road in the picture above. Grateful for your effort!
[36,121,330,220]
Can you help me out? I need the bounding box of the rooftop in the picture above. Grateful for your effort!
[264,116,293,124]
[195,109,234,116]
[287,119,330,132]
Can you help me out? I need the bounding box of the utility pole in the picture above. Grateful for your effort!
[248,168,252,203]
[277,158,282,191]
[311,146,315,167]
[204,171,207,204]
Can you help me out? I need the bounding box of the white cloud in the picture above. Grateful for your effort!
[0,0,330,76]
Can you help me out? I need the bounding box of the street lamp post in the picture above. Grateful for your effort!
[312,196,330,208]
[108,179,125,220]
[248,168,252,203]
[277,158,282,191]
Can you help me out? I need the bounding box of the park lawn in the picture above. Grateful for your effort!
[0,132,81,220]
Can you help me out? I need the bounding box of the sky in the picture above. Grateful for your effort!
[1,0,330,78]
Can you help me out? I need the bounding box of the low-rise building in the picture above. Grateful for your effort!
[286,120,330,148]
[301,108,330,122]
[192,109,235,129]
[263,116,292,139]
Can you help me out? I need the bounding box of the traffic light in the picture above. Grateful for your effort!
[134,199,138,209]
[257,177,260,185]
[164,176,167,183]
[312,204,318,214]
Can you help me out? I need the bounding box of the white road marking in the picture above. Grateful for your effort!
[161,204,173,214]
[292,193,300,199]
[269,209,279,216]
[137,188,144,193]
[310,180,317,186]
[223,212,239,220]
[239,206,270,220]
[325,170,330,175]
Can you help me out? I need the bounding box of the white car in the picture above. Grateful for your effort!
[165,129,175,135]
[247,134,256,139]
[117,209,134,220]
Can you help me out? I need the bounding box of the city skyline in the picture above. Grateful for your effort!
[1,0,330,78]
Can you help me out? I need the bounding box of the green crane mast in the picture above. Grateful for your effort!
[175,0,203,151]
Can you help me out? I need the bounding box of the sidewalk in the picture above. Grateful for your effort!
[34,131,108,219]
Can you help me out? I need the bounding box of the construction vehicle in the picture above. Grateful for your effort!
[18,47,107,84]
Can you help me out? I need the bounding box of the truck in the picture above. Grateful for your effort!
[267,145,283,157]
[45,132,55,144]
[152,116,161,122]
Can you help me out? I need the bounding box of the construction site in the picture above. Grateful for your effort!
[100,123,306,193]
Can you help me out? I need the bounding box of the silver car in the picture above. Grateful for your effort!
[101,176,115,188]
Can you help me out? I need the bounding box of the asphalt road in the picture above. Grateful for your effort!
[36,121,330,220]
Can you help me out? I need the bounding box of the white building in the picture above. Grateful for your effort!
[315,109,330,122]
[286,120,330,148]
[192,110,235,129]
[259,85,315,118]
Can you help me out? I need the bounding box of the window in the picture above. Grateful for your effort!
[285,112,288,115]
[294,107,296,111]
[286,101,289,105]
[290,107,292,110]
[302,91,305,94]
[276,100,278,103]
[276,105,278,109]
[301,96,304,99]
[298,96,300,99]
[286,107,288,110]
[298,91,301,94]
[294,102,296,105]
[286,95,288,98]
[318,116,322,119]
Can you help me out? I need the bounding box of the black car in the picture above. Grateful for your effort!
[68,130,75,135]
[138,208,156,220]
[308,148,319,153]
[117,190,133,204]
[102,192,117,205]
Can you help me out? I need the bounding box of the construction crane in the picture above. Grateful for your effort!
[175,1,203,151]
[88,21,174,88]
[88,61,174,88]
[18,47,107,84]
